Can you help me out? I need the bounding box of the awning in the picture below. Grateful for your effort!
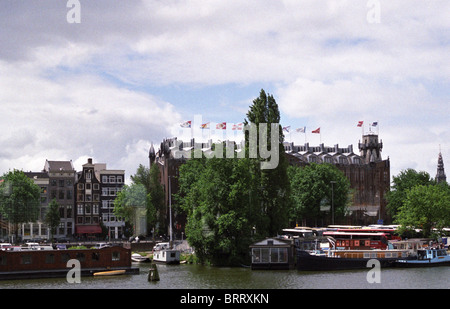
[76,225,102,234]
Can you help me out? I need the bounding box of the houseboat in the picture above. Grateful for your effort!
[297,248,409,271]
[0,245,139,280]
[152,242,180,264]
[394,248,450,267]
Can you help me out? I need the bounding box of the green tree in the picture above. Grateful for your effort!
[45,198,61,240]
[395,184,450,238]
[0,170,40,242]
[113,183,148,235]
[177,156,259,265]
[288,163,351,226]
[386,169,434,217]
[147,164,165,235]
[244,89,291,236]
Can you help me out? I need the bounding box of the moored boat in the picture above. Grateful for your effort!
[131,253,151,263]
[0,245,139,280]
[394,248,450,267]
[93,269,126,276]
[297,249,408,271]
[152,243,180,264]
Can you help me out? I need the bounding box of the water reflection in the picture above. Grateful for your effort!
[0,263,448,289]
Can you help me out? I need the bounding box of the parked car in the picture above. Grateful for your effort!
[94,243,111,249]
[0,243,12,251]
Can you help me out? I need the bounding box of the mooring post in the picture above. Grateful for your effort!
[148,263,160,282]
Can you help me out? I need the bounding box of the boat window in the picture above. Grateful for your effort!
[92,252,100,261]
[61,253,71,263]
[437,250,447,256]
[76,253,85,262]
[21,255,32,265]
[45,254,55,264]
[112,251,120,261]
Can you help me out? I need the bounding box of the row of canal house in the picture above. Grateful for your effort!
[0,158,125,242]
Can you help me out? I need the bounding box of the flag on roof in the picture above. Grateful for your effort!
[371,122,378,127]
[296,127,306,133]
[283,126,291,132]
[312,127,320,134]
[216,122,226,130]
[180,121,191,128]
[232,123,243,130]
[200,122,210,129]
[357,121,364,127]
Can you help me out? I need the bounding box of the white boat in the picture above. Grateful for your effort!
[131,253,150,263]
[394,248,450,267]
[153,245,180,264]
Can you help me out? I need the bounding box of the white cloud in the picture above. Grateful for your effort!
[0,0,448,180]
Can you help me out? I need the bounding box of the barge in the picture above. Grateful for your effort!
[297,249,409,271]
[0,245,139,280]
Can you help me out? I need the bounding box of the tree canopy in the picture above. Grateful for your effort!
[288,163,351,226]
[395,183,450,238]
[0,170,40,240]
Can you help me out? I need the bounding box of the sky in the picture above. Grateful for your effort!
[0,0,448,184]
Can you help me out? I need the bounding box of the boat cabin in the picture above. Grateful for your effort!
[250,238,295,270]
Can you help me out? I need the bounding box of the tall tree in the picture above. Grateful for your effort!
[0,170,40,242]
[177,156,259,265]
[147,164,165,235]
[45,198,61,240]
[244,89,291,236]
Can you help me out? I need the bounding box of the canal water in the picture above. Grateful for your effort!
[0,263,448,289]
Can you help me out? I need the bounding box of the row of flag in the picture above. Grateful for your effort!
[181,120,378,132]
[180,121,243,130]
[282,121,378,133]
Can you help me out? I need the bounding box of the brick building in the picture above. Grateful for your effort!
[150,132,391,234]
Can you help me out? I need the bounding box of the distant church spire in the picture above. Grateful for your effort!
[436,148,446,184]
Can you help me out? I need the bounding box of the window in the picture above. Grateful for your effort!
[61,253,70,263]
[112,251,120,261]
[45,254,55,264]
[102,176,108,183]
[21,255,32,265]
[109,176,116,183]
[76,253,85,262]
[59,180,65,187]
[92,252,100,261]
[117,176,123,183]
[77,204,84,215]
[85,204,91,214]
[78,183,84,190]
[93,204,99,215]
[93,184,100,190]
[66,189,72,200]
[67,205,72,218]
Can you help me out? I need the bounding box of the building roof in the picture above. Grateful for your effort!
[44,160,74,172]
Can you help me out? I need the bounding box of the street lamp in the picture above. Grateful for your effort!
[330,181,336,225]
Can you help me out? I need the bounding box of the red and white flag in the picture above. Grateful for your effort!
[357,121,364,127]
[216,122,226,130]
[312,127,320,134]
[232,123,243,130]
